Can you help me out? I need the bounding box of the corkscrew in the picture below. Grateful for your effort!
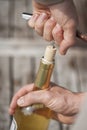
[22,12,87,43]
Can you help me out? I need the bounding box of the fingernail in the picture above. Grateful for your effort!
[17,97,24,106]
[39,13,47,21]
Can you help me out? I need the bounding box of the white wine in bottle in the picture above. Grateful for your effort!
[10,45,57,130]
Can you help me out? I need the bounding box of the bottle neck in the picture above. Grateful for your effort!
[34,58,54,90]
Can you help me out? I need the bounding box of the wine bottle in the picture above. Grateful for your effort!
[10,45,57,130]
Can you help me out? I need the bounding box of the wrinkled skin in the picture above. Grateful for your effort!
[9,83,86,124]
[28,0,78,55]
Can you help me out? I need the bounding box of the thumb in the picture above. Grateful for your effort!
[17,90,50,107]
[59,24,76,55]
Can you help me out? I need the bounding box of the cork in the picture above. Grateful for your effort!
[44,45,57,63]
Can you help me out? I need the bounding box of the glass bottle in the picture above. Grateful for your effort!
[10,45,57,130]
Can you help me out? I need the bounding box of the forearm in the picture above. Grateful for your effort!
[35,0,64,5]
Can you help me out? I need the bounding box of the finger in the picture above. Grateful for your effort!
[28,14,39,28]
[43,17,56,41]
[52,24,63,45]
[57,114,76,124]
[59,24,76,55]
[35,13,48,35]
[17,90,51,107]
[9,84,34,115]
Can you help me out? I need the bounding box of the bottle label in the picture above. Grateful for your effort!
[10,118,17,130]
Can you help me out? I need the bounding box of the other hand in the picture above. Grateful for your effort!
[9,83,86,124]
[28,0,78,55]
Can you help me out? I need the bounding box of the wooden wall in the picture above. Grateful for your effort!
[0,0,33,38]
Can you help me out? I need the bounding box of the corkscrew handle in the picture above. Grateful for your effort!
[22,12,87,43]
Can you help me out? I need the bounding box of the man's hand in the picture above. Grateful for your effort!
[9,83,86,124]
[28,0,78,55]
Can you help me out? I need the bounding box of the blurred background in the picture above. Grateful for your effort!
[0,0,87,130]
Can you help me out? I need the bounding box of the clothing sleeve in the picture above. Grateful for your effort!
[35,0,64,5]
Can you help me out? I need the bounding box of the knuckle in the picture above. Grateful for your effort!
[35,23,43,35]
[45,24,51,31]
[45,21,54,30]
[35,21,44,30]
[26,93,30,99]
[43,91,52,104]
[52,29,59,37]
[26,93,32,103]
[53,29,62,36]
